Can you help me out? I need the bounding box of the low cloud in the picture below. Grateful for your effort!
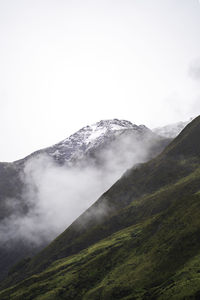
[0,131,164,246]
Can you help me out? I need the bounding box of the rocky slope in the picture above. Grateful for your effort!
[30,119,164,164]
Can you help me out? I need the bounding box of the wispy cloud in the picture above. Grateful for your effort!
[0,131,163,246]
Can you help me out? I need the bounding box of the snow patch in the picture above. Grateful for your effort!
[47,119,148,162]
[86,127,107,144]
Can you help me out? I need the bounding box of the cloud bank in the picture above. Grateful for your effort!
[0,132,165,247]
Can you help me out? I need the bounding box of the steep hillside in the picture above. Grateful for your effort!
[0,119,169,281]
[1,116,200,299]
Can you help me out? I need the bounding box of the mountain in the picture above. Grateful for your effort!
[30,119,166,164]
[1,116,200,299]
[153,118,192,138]
[42,119,149,163]
[0,119,170,281]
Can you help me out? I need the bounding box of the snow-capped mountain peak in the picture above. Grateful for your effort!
[46,119,150,162]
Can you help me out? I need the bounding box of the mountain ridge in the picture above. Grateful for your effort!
[17,119,153,164]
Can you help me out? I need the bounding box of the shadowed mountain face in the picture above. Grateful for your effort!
[1,116,200,299]
[0,119,170,281]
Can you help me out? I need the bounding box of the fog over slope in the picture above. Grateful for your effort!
[153,118,192,138]
[0,120,169,247]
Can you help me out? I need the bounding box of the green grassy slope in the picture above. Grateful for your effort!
[1,167,200,299]
[1,116,200,299]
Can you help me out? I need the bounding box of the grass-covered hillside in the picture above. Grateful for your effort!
[1,116,200,299]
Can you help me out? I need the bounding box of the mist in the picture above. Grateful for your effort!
[0,131,167,246]
[189,59,200,80]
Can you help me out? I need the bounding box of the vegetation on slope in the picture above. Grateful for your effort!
[1,166,200,299]
[1,116,200,299]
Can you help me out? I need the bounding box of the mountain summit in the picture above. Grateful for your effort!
[43,119,151,163]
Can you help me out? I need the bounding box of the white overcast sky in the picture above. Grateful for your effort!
[1,0,200,161]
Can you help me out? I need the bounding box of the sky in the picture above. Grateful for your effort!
[1,0,200,162]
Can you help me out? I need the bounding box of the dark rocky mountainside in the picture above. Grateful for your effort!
[1,116,200,299]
